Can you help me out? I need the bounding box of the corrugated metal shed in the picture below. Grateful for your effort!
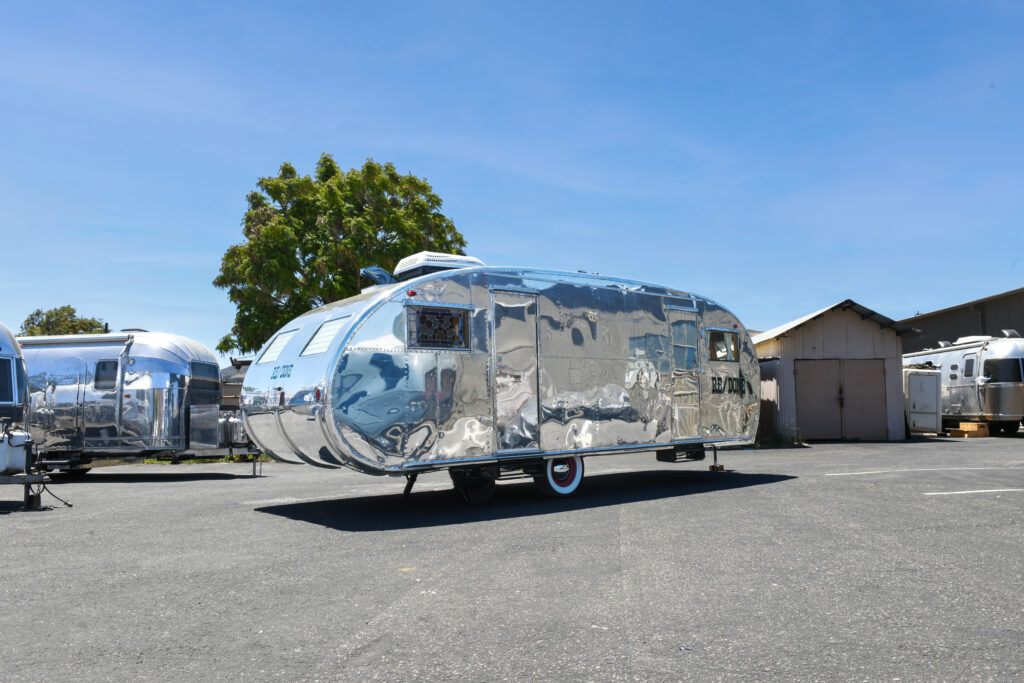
[899,287,1024,353]
[754,300,910,442]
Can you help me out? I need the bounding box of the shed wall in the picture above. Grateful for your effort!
[756,308,905,441]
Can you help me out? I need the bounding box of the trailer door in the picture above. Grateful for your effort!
[491,290,540,451]
[35,356,86,452]
[668,308,700,439]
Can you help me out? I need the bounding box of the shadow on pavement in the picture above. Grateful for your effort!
[256,469,795,532]
[48,471,252,484]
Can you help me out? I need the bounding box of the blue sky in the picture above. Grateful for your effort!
[2,1,1022,360]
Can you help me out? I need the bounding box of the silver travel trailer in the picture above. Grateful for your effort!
[242,252,760,500]
[19,331,251,473]
[902,331,1024,435]
[0,321,32,475]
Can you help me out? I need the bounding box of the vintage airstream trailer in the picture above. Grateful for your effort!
[242,253,760,500]
[0,321,32,475]
[902,331,1024,435]
[19,331,249,473]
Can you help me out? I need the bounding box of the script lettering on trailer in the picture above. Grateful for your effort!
[711,375,751,396]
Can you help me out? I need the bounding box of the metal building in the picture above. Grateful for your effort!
[754,300,912,442]
[900,287,1024,354]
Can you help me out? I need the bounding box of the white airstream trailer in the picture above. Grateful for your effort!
[902,331,1024,435]
[242,253,760,501]
[1,321,32,476]
[19,331,250,473]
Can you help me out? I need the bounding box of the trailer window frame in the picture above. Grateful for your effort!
[256,329,298,365]
[94,359,119,391]
[189,361,220,395]
[407,304,471,351]
[707,329,739,363]
[0,357,13,403]
[963,354,976,379]
[300,316,352,357]
[983,358,1023,383]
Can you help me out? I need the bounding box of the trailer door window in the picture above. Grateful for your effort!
[95,360,118,390]
[963,355,976,378]
[708,330,738,362]
[0,358,12,403]
[257,330,297,364]
[408,306,469,350]
[983,358,1023,383]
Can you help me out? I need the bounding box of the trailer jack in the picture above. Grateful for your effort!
[403,472,418,498]
[709,445,724,472]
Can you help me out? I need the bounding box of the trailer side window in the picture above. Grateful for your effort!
[708,330,738,362]
[408,306,469,350]
[301,316,350,356]
[0,358,12,403]
[983,358,1023,383]
[257,330,297,364]
[963,356,976,378]
[95,360,118,390]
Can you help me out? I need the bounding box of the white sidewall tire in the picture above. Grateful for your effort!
[542,456,584,496]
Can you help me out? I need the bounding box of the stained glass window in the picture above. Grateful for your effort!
[408,306,469,349]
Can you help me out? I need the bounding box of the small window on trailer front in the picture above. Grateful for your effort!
[190,362,220,393]
[0,358,13,403]
[708,330,738,362]
[963,356,975,378]
[408,306,470,350]
[95,360,118,390]
[257,330,298,364]
[301,316,350,356]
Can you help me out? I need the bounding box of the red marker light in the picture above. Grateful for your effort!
[407,290,417,296]
[314,388,322,402]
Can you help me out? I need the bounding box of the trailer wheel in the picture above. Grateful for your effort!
[534,456,584,497]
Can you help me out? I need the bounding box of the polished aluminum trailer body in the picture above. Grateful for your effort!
[0,322,32,474]
[902,334,1024,432]
[19,332,233,468]
[242,266,760,475]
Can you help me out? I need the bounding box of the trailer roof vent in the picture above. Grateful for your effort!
[937,341,951,348]
[1001,329,1021,338]
[954,336,991,345]
[393,251,485,282]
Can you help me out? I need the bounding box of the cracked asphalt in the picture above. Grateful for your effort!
[2,434,1023,681]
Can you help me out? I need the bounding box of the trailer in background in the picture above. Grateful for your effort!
[902,330,1024,435]
[1,321,46,507]
[20,331,254,474]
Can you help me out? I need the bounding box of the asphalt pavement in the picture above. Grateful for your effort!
[2,434,1023,681]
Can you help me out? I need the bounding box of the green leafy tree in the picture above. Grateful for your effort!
[20,305,106,336]
[214,155,467,354]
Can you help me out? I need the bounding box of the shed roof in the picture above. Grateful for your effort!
[898,286,1024,323]
[752,299,914,345]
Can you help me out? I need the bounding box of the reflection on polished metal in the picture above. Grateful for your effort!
[243,255,761,478]
[903,332,1024,432]
[18,331,252,471]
